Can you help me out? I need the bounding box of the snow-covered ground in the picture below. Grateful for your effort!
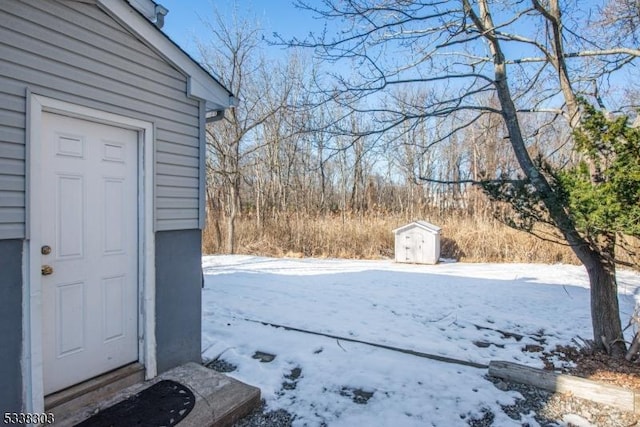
[201,255,640,426]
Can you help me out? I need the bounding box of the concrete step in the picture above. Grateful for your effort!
[46,362,145,424]
[50,362,261,427]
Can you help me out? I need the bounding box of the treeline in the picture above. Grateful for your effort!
[198,5,638,266]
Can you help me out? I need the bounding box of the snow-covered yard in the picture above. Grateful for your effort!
[201,255,640,426]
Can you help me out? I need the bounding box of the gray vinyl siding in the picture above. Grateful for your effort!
[0,77,26,238]
[0,0,204,238]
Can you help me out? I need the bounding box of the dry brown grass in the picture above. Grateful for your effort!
[203,212,587,264]
[439,216,579,264]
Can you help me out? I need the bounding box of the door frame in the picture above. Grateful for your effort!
[23,94,156,413]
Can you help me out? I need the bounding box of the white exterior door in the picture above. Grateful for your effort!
[40,112,139,395]
[406,231,424,263]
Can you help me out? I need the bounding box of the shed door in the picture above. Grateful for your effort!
[40,113,139,395]
[405,231,425,263]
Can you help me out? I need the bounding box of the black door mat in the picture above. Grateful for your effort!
[75,380,195,427]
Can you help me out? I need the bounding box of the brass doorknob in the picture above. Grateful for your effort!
[41,245,52,255]
[41,265,54,276]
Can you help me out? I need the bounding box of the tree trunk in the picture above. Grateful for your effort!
[532,3,624,355]
[227,211,236,254]
[583,236,626,358]
[467,0,627,356]
[227,181,238,254]
[587,265,625,358]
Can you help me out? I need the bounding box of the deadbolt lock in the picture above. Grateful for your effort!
[41,265,54,276]
[41,245,52,255]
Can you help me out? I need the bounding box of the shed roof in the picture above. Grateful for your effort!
[83,0,236,112]
[392,221,442,235]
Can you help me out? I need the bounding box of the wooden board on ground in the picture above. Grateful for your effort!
[489,360,639,413]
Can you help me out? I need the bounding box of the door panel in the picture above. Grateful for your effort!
[56,281,85,356]
[41,113,139,395]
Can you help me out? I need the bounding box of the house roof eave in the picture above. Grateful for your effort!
[96,0,235,111]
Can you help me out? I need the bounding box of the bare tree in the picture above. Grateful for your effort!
[285,0,640,356]
[598,0,640,48]
[199,8,289,253]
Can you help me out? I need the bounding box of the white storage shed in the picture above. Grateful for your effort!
[393,221,442,264]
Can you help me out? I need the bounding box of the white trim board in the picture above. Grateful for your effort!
[24,94,156,414]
